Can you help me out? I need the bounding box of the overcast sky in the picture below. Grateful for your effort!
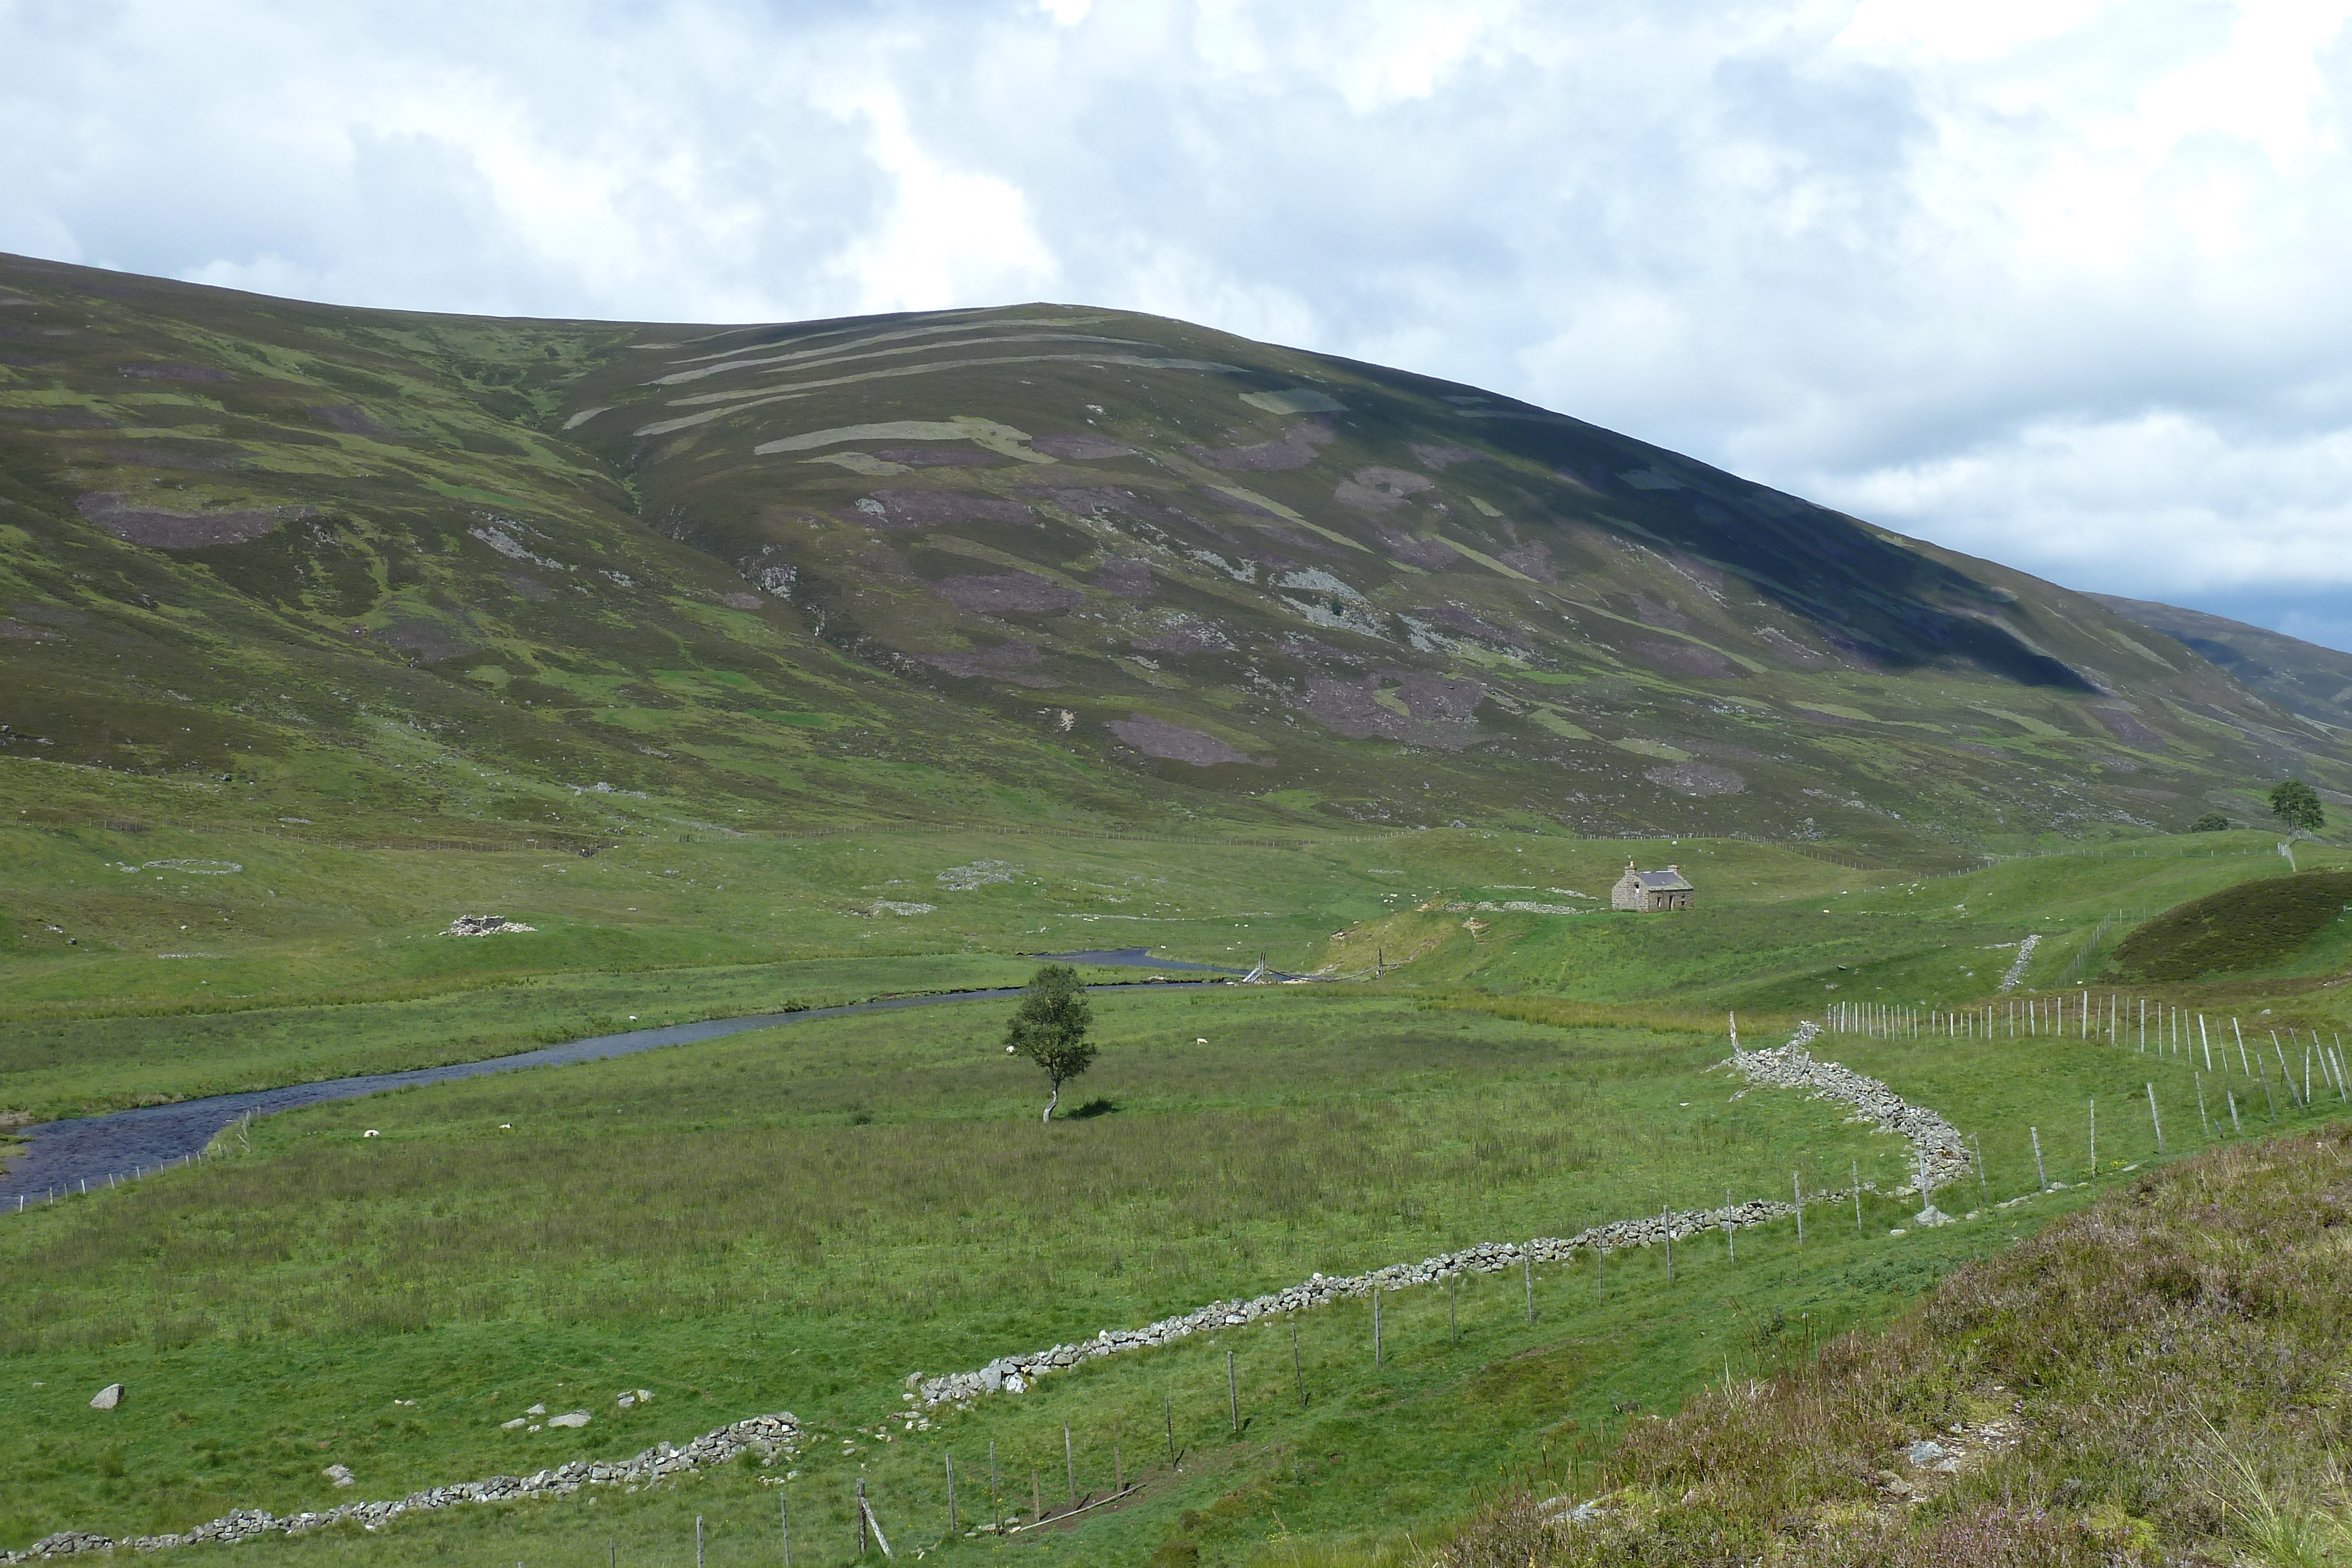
[5,0,2350,651]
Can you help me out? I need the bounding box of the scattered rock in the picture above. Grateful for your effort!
[89,1384,123,1411]
[524,1403,546,1416]
[321,1465,354,1488]
[546,1412,590,1429]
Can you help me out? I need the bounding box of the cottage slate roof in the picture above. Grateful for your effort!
[1632,869,1695,891]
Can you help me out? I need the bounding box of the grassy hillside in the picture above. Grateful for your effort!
[2,252,2344,870]
[1437,1122,2352,1567]
[2107,868,2352,982]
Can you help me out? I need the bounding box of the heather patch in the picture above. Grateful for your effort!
[1497,541,1557,581]
[917,641,1056,687]
[1187,419,1334,472]
[1293,671,1485,749]
[1088,558,1154,598]
[1378,528,1459,569]
[1632,640,1742,678]
[1131,616,1232,654]
[2090,707,2166,749]
[1105,714,1259,767]
[1408,442,1485,469]
[929,573,1084,616]
[1645,761,1748,796]
[868,447,1006,467]
[849,489,1035,529]
[74,493,288,550]
[1334,465,1434,511]
[114,363,229,382]
[1030,431,1139,460]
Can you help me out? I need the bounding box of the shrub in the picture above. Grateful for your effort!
[2107,870,2352,980]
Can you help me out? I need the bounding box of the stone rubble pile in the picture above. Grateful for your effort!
[917,1022,1970,1408]
[0,1415,801,1563]
[444,915,536,937]
[1729,1029,1972,1188]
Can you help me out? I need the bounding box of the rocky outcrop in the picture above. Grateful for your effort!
[0,1415,801,1563]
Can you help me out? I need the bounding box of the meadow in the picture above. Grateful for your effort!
[4,820,2350,1564]
[7,963,2345,1565]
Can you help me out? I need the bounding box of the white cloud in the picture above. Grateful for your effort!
[4,0,2350,644]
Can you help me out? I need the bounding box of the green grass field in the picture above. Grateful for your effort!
[4,813,2349,1565]
[8,961,2347,1564]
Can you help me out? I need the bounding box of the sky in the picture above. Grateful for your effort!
[4,0,2350,651]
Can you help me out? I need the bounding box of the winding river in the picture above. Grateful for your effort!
[1,950,1244,1209]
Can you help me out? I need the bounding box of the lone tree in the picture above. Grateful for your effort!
[1005,964,1095,1122]
[2270,778,2326,837]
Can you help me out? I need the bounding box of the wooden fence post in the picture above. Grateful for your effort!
[2146,1082,2163,1154]
[1227,1350,1239,1434]
[1524,1256,1535,1323]
[1294,1323,1307,1406]
[946,1453,957,1535]
[1793,1172,1804,1245]
[1065,1422,1076,1503]
[2031,1128,2047,1191]
[1373,1288,1383,1370]
[1852,1159,1863,1235]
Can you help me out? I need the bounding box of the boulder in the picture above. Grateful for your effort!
[547,1411,591,1429]
[322,1465,355,1487]
[89,1383,123,1410]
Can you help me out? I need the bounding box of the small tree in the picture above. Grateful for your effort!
[1005,964,1095,1123]
[2189,811,2230,833]
[2269,778,2326,837]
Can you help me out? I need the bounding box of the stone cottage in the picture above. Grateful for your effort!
[1611,862,1695,911]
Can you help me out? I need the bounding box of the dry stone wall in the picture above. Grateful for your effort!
[5,1020,1970,1560]
[0,1416,802,1563]
[914,1022,1970,1407]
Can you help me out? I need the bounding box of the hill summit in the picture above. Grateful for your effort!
[0,253,2341,857]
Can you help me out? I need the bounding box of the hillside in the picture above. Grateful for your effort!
[2091,591,2352,735]
[1,252,2345,864]
[1436,1125,2352,1568]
